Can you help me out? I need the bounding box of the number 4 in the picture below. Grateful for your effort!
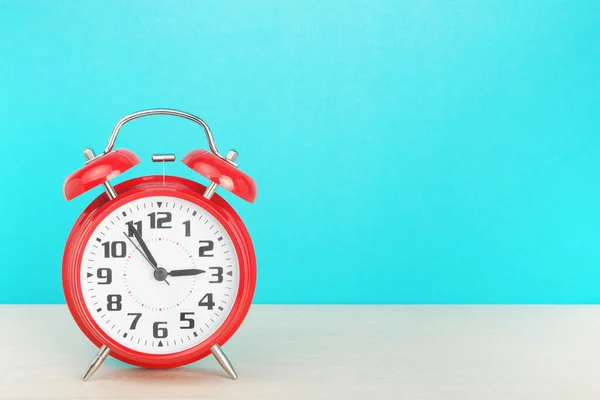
[198,293,215,310]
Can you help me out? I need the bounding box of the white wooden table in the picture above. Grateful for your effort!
[1,305,600,399]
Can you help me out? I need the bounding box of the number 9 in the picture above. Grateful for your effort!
[97,268,112,285]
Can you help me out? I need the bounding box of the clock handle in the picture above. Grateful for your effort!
[102,108,236,167]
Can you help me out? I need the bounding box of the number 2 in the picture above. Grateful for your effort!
[199,240,214,257]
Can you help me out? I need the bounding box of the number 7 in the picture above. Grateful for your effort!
[127,313,142,329]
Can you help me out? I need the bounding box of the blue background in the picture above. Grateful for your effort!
[0,1,599,304]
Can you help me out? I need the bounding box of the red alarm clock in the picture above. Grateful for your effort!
[62,109,257,381]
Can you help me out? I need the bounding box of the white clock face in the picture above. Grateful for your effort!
[79,195,240,354]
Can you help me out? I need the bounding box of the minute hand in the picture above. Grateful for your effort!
[123,232,170,286]
[130,227,159,269]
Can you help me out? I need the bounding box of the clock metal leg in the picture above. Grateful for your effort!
[84,148,117,200]
[203,182,218,199]
[82,345,110,381]
[203,150,238,200]
[211,344,238,380]
[101,181,117,200]
[102,181,117,200]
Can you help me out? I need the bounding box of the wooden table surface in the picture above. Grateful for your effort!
[1,305,600,399]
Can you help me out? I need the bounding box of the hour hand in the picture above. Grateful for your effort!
[167,269,206,277]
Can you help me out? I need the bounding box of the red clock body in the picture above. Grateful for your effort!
[63,175,256,369]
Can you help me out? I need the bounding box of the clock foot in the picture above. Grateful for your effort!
[82,345,110,381]
[211,344,238,380]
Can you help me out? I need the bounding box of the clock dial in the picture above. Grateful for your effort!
[79,195,240,354]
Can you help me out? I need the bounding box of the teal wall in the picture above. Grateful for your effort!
[1,1,599,303]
